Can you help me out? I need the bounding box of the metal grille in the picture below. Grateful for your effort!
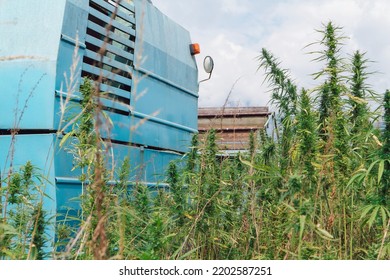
[82,0,136,114]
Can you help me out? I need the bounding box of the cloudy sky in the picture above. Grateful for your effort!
[152,0,390,109]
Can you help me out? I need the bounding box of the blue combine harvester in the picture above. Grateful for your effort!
[0,0,199,249]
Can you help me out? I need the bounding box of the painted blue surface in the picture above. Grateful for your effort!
[0,0,67,130]
[0,60,56,129]
[133,1,198,93]
[132,0,198,152]
[1,0,199,254]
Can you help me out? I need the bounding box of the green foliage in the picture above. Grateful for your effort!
[297,89,317,183]
[254,21,389,260]
[167,162,185,226]
[186,133,199,172]
[314,22,345,142]
[350,51,372,135]
[380,90,390,204]
[257,49,298,118]
[257,49,298,174]
[1,162,48,259]
[5,23,387,260]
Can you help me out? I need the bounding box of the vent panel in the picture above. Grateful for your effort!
[82,0,136,112]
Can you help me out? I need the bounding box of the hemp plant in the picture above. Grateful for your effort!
[1,162,48,259]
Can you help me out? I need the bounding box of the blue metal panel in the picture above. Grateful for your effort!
[1,0,200,255]
[0,60,56,129]
[133,0,199,93]
[61,0,89,41]
[99,82,132,100]
[82,63,133,85]
[54,136,144,181]
[143,149,182,183]
[0,0,68,130]
[85,49,132,73]
[88,4,134,33]
[53,139,183,212]
[85,35,135,61]
[53,0,89,131]
[129,114,195,152]
[56,182,82,214]
[129,0,199,152]
[0,1,67,59]
[90,0,135,24]
[133,71,198,127]
[54,40,85,132]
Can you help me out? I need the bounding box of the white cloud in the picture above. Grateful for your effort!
[152,0,390,108]
[219,0,250,15]
[211,34,243,61]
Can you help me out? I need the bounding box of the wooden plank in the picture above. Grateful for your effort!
[198,116,267,130]
[198,107,269,117]
[199,132,254,143]
[198,133,249,150]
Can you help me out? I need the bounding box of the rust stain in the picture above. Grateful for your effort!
[0,19,18,25]
[0,55,48,61]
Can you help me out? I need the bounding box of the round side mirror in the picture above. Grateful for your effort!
[203,56,214,74]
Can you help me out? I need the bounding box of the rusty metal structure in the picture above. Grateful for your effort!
[198,107,270,151]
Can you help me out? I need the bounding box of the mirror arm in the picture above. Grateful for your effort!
[198,71,213,85]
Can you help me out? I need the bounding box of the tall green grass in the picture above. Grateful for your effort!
[1,21,389,260]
